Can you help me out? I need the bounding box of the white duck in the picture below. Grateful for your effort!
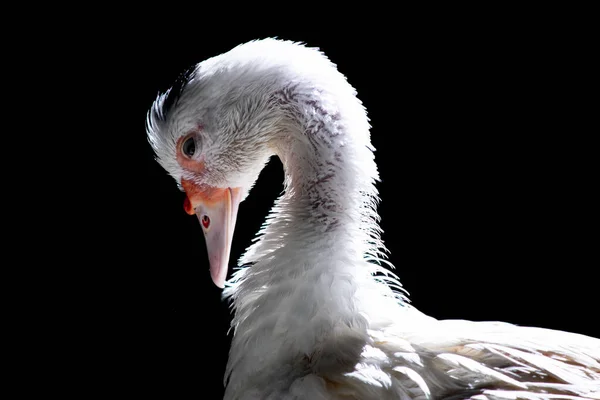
[147,39,600,399]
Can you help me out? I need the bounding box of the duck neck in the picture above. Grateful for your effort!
[226,80,399,318]
[222,80,403,390]
[238,81,383,286]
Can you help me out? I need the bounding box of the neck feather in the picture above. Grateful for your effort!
[222,77,405,389]
[225,77,399,299]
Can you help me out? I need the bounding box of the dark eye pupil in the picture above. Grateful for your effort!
[182,137,196,157]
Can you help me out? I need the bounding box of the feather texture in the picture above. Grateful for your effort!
[147,38,600,399]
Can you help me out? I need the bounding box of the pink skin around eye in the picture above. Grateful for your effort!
[201,215,210,229]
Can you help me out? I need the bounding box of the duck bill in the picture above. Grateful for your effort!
[182,181,242,288]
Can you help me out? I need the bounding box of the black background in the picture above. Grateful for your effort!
[53,8,596,399]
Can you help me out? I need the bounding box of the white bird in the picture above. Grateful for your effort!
[147,39,600,399]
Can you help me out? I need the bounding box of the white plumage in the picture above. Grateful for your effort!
[147,39,600,399]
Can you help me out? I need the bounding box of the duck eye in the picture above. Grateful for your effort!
[182,137,196,158]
